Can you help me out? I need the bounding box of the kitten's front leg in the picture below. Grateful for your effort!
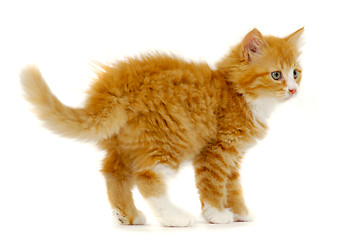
[193,143,235,224]
[226,170,250,222]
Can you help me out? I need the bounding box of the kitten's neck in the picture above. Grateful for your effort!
[245,96,277,124]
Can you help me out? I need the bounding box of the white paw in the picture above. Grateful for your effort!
[133,211,147,225]
[112,208,146,225]
[146,195,194,227]
[234,213,252,222]
[155,207,194,227]
[202,203,234,224]
[112,208,130,225]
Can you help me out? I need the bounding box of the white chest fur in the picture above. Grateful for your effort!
[247,97,276,124]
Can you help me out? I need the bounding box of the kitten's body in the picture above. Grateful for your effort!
[21,28,303,226]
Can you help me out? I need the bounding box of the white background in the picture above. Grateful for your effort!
[1,0,361,239]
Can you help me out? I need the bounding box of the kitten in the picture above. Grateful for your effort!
[21,28,303,227]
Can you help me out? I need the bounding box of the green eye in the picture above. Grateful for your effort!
[293,69,299,79]
[271,71,282,80]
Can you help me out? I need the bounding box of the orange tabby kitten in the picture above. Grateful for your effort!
[21,28,303,227]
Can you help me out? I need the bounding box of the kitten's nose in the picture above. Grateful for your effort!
[288,88,296,94]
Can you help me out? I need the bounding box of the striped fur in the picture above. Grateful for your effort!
[21,28,303,226]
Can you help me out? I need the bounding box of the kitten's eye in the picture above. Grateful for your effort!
[293,69,299,79]
[271,71,282,80]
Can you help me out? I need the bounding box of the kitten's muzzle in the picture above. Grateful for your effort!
[288,88,296,95]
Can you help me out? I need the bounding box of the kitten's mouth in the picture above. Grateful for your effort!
[284,94,293,100]
[283,92,299,101]
[275,92,295,101]
[275,91,288,100]
[276,87,298,100]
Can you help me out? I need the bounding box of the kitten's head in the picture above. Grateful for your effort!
[218,28,304,101]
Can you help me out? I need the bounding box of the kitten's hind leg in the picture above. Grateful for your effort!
[136,163,194,227]
[101,152,146,225]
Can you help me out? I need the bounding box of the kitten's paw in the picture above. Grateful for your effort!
[112,208,146,225]
[146,195,194,227]
[234,213,252,222]
[202,203,234,224]
[112,208,131,225]
[133,211,147,225]
[156,208,194,227]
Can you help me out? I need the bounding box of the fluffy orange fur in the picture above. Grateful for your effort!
[21,28,303,226]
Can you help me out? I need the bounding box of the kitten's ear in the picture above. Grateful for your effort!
[285,27,304,46]
[241,28,267,63]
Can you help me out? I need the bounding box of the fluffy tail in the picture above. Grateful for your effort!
[20,66,127,140]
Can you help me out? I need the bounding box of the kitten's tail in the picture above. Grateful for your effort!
[20,66,127,140]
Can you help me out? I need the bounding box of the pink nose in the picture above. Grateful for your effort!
[289,88,296,94]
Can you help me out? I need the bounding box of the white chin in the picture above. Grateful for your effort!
[276,94,291,102]
[284,94,294,100]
